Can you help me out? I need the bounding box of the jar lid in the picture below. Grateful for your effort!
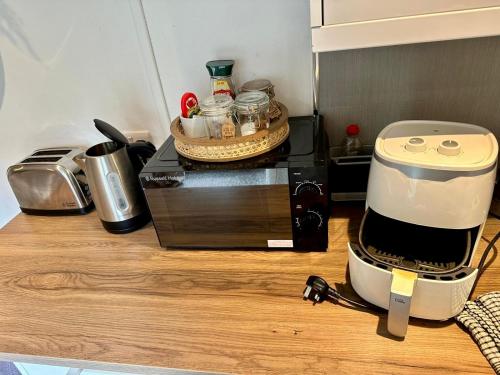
[200,94,234,115]
[346,124,360,136]
[234,91,269,114]
[241,79,272,92]
[206,60,234,77]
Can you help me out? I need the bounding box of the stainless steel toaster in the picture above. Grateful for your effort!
[7,148,94,215]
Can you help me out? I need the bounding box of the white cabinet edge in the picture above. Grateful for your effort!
[312,6,500,52]
[310,0,322,28]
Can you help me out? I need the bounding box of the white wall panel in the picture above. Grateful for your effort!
[0,0,169,227]
[0,0,314,227]
[142,0,313,120]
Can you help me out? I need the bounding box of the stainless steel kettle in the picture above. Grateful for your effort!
[75,119,156,233]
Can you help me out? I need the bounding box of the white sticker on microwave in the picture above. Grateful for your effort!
[267,240,294,248]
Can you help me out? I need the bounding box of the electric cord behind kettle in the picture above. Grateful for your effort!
[303,231,500,312]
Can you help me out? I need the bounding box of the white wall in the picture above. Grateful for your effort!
[142,0,313,119]
[0,0,313,228]
[0,0,169,227]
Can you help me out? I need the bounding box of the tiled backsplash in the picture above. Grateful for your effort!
[319,36,500,146]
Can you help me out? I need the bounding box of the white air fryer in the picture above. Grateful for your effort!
[348,120,498,337]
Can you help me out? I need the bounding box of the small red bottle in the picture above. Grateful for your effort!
[342,124,363,156]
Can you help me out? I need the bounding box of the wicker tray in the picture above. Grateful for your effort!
[171,103,289,162]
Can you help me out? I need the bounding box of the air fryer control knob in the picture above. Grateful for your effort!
[438,139,461,156]
[297,210,323,232]
[295,182,322,198]
[405,137,427,153]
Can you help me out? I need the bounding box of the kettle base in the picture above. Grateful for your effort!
[101,211,151,234]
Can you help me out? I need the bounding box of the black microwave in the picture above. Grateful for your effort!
[140,116,330,250]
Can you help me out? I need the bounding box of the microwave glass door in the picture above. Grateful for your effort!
[145,168,292,248]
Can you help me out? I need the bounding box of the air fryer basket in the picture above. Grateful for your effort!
[356,208,479,280]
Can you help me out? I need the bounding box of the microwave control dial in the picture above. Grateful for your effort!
[296,209,323,232]
[295,181,322,197]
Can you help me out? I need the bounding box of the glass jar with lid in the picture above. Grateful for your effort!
[206,60,236,99]
[240,79,281,120]
[200,95,235,139]
[234,91,270,136]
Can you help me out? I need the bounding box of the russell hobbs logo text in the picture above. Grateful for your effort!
[144,175,183,183]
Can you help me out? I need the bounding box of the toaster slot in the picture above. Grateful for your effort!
[21,157,62,163]
[32,149,72,156]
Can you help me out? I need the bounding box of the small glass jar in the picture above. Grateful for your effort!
[200,95,235,139]
[240,79,281,120]
[206,60,236,99]
[234,91,270,136]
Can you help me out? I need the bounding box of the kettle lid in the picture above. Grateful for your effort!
[94,119,129,145]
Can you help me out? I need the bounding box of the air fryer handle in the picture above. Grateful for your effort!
[387,269,417,338]
[127,141,156,174]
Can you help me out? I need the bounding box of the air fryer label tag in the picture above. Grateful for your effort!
[140,172,185,188]
[268,240,294,248]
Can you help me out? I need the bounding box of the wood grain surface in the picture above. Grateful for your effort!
[0,204,498,374]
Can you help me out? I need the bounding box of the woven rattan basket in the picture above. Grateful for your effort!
[171,103,289,162]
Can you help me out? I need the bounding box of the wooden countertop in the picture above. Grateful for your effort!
[0,205,498,374]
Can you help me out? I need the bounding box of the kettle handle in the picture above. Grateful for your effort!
[127,141,156,173]
[128,141,156,158]
[387,269,417,338]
